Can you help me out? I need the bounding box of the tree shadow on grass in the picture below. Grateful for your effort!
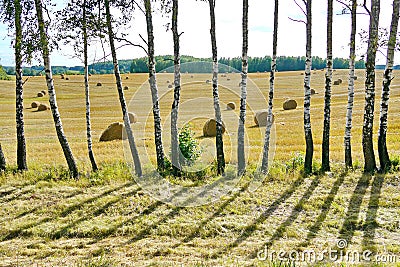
[361,175,384,253]
[211,174,306,259]
[297,173,346,248]
[50,187,141,239]
[1,182,134,241]
[247,175,322,259]
[151,178,253,257]
[338,174,372,247]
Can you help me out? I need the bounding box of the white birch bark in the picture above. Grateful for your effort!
[378,0,399,171]
[34,0,79,178]
[261,0,278,174]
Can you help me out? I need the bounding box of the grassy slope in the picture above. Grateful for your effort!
[0,71,399,266]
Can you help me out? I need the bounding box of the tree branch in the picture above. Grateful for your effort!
[132,0,146,15]
[114,36,148,55]
[288,16,306,24]
[139,33,148,47]
[294,0,307,17]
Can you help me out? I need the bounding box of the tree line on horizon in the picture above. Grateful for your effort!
[0,0,398,179]
[1,55,369,76]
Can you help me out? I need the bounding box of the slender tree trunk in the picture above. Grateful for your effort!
[362,0,380,173]
[0,144,5,171]
[14,0,27,171]
[378,0,399,172]
[144,0,165,172]
[209,0,225,175]
[344,0,357,168]
[104,0,142,177]
[321,0,333,172]
[238,0,248,176]
[303,0,313,175]
[83,0,98,172]
[261,0,278,174]
[34,0,79,178]
[171,0,181,176]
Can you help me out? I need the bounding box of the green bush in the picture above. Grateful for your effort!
[178,124,201,166]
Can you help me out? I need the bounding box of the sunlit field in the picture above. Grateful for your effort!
[1,70,400,266]
[0,69,399,169]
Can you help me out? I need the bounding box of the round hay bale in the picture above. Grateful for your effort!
[206,79,211,84]
[97,82,102,86]
[168,84,173,88]
[124,86,129,90]
[333,80,340,85]
[283,99,297,110]
[190,75,194,78]
[311,88,316,95]
[37,92,44,97]
[99,122,124,142]
[354,76,358,80]
[37,103,49,111]
[226,102,236,110]
[31,101,40,108]
[128,112,138,124]
[227,78,231,81]
[338,78,343,84]
[203,118,226,137]
[126,76,129,80]
[300,73,304,75]
[41,90,47,95]
[254,110,275,127]
[65,77,69,80]
[167,80,170,84]
[60,74,65,79]
[89,74,92,77]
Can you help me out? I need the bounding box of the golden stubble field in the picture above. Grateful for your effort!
[0,69,399,171]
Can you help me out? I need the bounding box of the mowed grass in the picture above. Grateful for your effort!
[0,70,400,266]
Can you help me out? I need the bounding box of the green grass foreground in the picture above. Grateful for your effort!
[1,162,400,266]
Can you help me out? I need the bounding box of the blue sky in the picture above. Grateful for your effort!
[0,0,396,67]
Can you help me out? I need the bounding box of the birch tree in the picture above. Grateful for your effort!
[14,0,28,171]
[104,0,142,177]
[298,0,314,175]
[34,0,79,178]
[238,0,248,176]
[321,0,333,172]
[0,0,36,171]
[208,0,225,175]
[362,0,380,173]
[57,0,99,171]
[0,143,5,171]
[378,0,399,171]
[144,0,165,172]
[171,0,181,176]
[261,0,278,174]
[344,0,357,168]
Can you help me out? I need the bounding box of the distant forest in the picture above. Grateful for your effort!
[1,55,389,77]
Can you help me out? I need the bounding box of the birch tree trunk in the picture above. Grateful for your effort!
[378,0,399,171]
[362,0,380,173]
[34,0,79,178]
[208,0,225,175]
[303,0,314,175]
[261,0,278,174]
[15,0,28,171]
[83,0,98,172]
[0,144,5,171]
[171,0,181,176]
[144,0,165,172]
[104,0,142,177]
[321,0,333,172]
[344,0,357,168]
[238,0,248,176]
